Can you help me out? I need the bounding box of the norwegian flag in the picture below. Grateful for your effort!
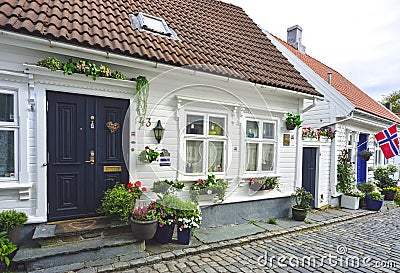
[375,124,399,159]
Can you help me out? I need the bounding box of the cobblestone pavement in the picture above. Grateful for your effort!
[117,209,400,273]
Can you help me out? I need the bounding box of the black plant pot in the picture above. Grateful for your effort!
[292,206,308,221]
[286,123,296,130]
[382,190,396,201]
[154,223,175,244]
[129,218,158,240]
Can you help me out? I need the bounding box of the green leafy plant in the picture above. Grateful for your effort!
[285,112,302,128]
[138,146,160,163]
[249,176,280,191]
[291,187,313,210]
[268,218,277,225]
[135,76,150,128]
[37,56,63,71]
[98,182,140,223]
[336,149,356,194]
[0,231,17,267]
[175,201,202,231]
[357,181,376,193]
[189,174,228,203]
[319,127,336,139]
[151,179,184,194]
[374,164,398,189]
[302,127,318,139]
[0,210,28,232]
[368,191,383,201]
[111,70,127,80]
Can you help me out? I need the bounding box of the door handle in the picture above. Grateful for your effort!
[85,150,95,165]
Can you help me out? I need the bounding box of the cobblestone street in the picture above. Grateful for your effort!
[118,209,400,273]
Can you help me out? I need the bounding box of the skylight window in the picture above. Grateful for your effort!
[130,12,179,40]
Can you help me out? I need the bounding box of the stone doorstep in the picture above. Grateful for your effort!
[32,217,131,247]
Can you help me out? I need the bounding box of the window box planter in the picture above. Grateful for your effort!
[340,195,360,210]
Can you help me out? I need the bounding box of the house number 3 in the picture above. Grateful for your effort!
[146,118,151,127]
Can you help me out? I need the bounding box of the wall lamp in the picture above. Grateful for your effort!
[153,120,165,144]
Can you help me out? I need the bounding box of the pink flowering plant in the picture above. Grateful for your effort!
[249,176,280,191]
[189,174,228,203]
[302,127,318,139]
[147,197,176,227]
[319,127,336,139]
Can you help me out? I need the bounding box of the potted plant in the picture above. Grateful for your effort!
[151,179,184,195]
[249,177,280,192]
[381,186,398,201]
[285,112,302,130]
[358,150,373,161]
[0,209,28,246]
[302,127,318,140]
[0,231,17,271]
[319,127,336,140]
[98,181,146,223]
[129,204,158,240]
[374,164,398,190]
[176,201,202,245]
[291,187,313,221]
[340,186,365,210]
[148,195,178,244]
[189,174,228,203]
[357,181,377,209]
[138,146,160,163]
[366,191,384,211]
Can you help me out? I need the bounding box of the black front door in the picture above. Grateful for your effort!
[302,147,317,208]
[47,91,129,222]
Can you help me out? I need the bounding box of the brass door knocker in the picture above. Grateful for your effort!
[106,121,120,133]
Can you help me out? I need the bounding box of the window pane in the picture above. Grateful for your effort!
[263,123,274,139]
[186,140,203,173]
[209,117,225,136]
[186,115,204,135]
[246,143,258,171]
[208,141,224,172]
[0,93,14,122]
[262,144,274,171]
[0,131,15,178]
[246,121,258,138]
[142,14,168,34]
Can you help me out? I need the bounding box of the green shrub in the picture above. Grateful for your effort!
[0,210,28,232]
[98,183,134,223]
[37,57,63,71]
[374,164,398,189]
[268,218,277,225]
[0,231,17,267]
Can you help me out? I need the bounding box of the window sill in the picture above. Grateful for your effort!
[0,182,33,200]
[242,173,280,179]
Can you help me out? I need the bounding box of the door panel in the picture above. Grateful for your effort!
[357,134,368,183]
[302,147,317,208]
[47,91,129,222]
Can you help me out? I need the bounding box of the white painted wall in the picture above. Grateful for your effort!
[0,35,320,222]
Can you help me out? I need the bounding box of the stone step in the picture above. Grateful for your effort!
[13,233,145,272]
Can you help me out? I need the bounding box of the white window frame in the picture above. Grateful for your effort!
[244,118,278,175]
[0,90,19,182]
[183,111,228,176]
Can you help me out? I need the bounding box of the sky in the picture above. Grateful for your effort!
[222,0,400,102]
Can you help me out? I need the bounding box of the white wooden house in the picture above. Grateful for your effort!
[0,1,323,227]
[265,25,400,208]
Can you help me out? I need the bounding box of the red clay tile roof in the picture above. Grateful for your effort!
[0,0,320,97]
[274,36,400,123]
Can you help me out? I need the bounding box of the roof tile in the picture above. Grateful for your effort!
[0,0,321,96]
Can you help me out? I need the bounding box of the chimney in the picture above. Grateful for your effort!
[287,25,306,53]
[327,72,332,85]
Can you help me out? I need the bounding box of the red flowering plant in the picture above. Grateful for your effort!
[249,177,280,192]
[138,146,160,163]
[98,181,147,223]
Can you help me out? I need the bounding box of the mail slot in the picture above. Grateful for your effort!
[103,166,122,173]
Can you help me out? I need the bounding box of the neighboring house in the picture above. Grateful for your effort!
[0,1,322,227]
[265,25,400,207]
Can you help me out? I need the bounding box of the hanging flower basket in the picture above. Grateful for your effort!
[358,150,373,161]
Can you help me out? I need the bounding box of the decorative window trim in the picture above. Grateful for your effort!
[244,118,278,176]
[181,111,229,177]
[0,89,19,182]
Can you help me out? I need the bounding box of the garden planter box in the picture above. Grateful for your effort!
[177,228,192,245]
[341,195,360,210]
[366,198,383,211]
[154,223,175,244]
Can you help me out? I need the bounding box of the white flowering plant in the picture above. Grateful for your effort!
[176,203,202,231]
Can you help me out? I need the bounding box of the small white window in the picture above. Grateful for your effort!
[130,12,179,40]
[0,90,18,181]
[184,113,226,174]
[245,120,277,173]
